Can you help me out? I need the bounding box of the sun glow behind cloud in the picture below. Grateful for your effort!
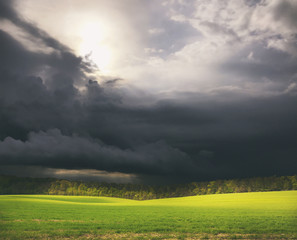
[79,22,113,73]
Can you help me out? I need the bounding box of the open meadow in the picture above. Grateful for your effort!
[0,191,296,239]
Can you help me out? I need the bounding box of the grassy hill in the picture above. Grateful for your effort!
[0,191,296,239]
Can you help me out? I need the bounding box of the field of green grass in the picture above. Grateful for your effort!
[0,191,296,239]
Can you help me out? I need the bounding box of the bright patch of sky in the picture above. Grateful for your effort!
[6,0,295,98]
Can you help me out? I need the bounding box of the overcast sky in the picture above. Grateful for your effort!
[0,0,296,184]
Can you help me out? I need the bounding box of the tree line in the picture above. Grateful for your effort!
[0,175,296,200]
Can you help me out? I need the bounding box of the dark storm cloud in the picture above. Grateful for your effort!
[0,0,296,183]
[0,0,88,84]
[220,42,297,83]
[0,129,194,176]
[273,0,297,30]
[0,0,69,52]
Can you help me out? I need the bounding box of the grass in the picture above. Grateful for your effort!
[0,191,296,239]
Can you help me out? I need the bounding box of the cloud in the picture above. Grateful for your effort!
[0,0,296,183]
[0,0,69,52]
[0,165,137,183]
[0,129,194,177]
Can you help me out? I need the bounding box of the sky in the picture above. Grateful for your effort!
[0,0,296,184]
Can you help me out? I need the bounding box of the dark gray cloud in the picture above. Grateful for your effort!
[0,0,69,52]
[0,129,193,176]
[0,0,296,184]
[273,0,297,30]
[219,42,297,84]
[244,0,262,7]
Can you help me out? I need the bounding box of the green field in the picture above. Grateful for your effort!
[0,191,296,239]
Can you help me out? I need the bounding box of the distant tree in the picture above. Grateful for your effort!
[1,174,296,200]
